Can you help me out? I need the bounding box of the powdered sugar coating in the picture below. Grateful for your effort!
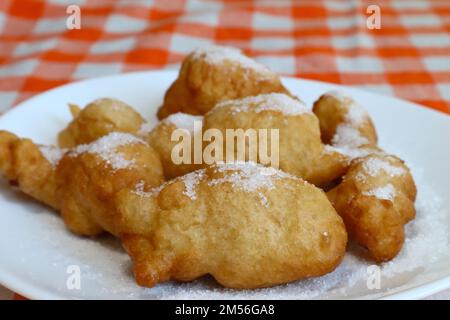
[132,179,166,198]
[214,93,309,117]
[363,183,396,201]
[362,157,405,177]
[323,144,379,162]
[332,126,369,148]
[71,132,146,170]
[181,170,206,200]
[191,45,272,75]
[208,162,299,207]
[133,180,146,196]
[137,122,155,136]
[346,101,368,124]
[208,161,298,205]
[132,170,206,201]
[258,193,269,208]
[39,145,66,167]
[164,113,203,135]
[132,162,297,205]
[326,90,371,148]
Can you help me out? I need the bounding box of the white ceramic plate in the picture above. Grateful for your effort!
[0,71,449,300]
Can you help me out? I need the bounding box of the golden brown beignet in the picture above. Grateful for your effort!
[56,132,164,236]
[327,153,416,262]
[203,93,348,186]
[313,90,377,148]
[157,45,290,119]
[1,130,165,237]
[58,98,145,148]
[115,162,348,289]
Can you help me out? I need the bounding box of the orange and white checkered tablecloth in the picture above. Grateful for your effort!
[0,0,449,300]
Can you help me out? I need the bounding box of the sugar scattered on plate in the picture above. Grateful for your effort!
[71,132,146,170]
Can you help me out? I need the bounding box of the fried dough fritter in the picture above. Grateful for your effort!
[313,92,417,261]
[0,130,62,209]
[115,162,348,289]
[157,45,290,119]
[1,130,165,237]
[56,132,164,236]
[203,93,349,186]
[58,98,145,148]
[327,153,416,262]
[313,90,377,148]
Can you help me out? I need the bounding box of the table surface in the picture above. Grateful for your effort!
[0,0,449,300]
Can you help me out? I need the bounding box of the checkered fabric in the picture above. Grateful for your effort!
[0,0,449,300]
[1,0,449,115]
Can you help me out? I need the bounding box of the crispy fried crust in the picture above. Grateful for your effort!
[157,46,290,119]
[313,93,417,262]
[116,163,347,289]
[58,98,145,148]
[2,130,165,237]
[327,153,416,262]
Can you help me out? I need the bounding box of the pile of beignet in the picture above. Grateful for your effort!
[0,45,416,289]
